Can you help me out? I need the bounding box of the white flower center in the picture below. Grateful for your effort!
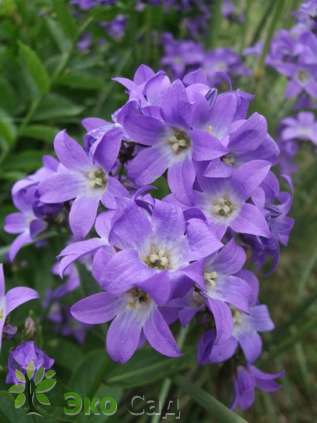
[232,309,242,327]
[297,70,309,83]
[144,246,171,270]
[126,288,151,310]
[212,196,236,218]
[87,168,107,189]
[167,129,190,155]
[222,153,235,166]
[204,271,218,289]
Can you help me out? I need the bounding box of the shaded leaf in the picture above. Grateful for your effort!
[32,93,84,121]
[174,376,247,423]
[19,42,50,95]
[19,124,58,143]
[53,0,77,40]
[106,348,194,388]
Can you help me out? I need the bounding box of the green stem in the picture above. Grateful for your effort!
[207,0,223,49]
[255,0,286,80]
[150,325,190,423]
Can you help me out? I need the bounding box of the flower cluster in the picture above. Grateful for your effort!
[268,1,317,105]
[162,33,250,84]
[4,65,293,410]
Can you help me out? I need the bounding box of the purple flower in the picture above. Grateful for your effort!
[161,33,204,78]
[232,365,284,410]
[281,111,317,145]
[101,199,222,298]
[0,265,39,348]
[6,341,54,384]
[4,187,47,261]
[198,286,274,364]
[101,15,126,40]
[184,240,253,342]
[183,161,272,239]
[72,0,116,9]
[39,130,127,239]
[71,285,181,363]
[48,303,88,344]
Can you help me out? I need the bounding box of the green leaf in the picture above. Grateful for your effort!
[46,17,72,52]
[8,384,25,394]
[0,111,16,153]
[106,348,194,389]
[35,392,51,406]
[35,378,56,393]
[45,370,56,380]
[32,93,84,121]
[14,393,26,409]
[19,42,50,96]
[53,0,77,40]
[34,367,45,386]
[19,124,58,143]
[14,370,26,384]
[70,349,110,397]
[174,377,247,423]
[26,361,35,380]
[56,71,104,90]
[89,7,119,21]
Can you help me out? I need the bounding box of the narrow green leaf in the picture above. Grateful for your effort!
[70,349,110,397]
[35,392,51,406]
[34,367,45,386]
[56,71,104,90]
[36,378,56,393]
[8,384,25,394]
[45,370,56,380]
[0,111,16,152]
[46,17,72,52]
[174,376,247,423]
[107,348,194,388]
[15,370,26,384]
[19,42,50,95]
[32,93,84,121]
[53,0,77,40]
[14,393,26,409]
[19,124,58,143]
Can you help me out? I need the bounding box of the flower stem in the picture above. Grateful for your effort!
[150,325,190,423]
[255,0,286,81]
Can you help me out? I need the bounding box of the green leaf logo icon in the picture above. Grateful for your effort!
[9,384,25,394]
[34,367,45,386]
[35,392,51,406]
[35,378,56,394]
[15,393,26,409]
[15,370,26,384]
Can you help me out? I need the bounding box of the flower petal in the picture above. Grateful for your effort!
[5,287,39,316]
[71,292,123,324]
[106,310,143,363]
[144,308,181,357]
